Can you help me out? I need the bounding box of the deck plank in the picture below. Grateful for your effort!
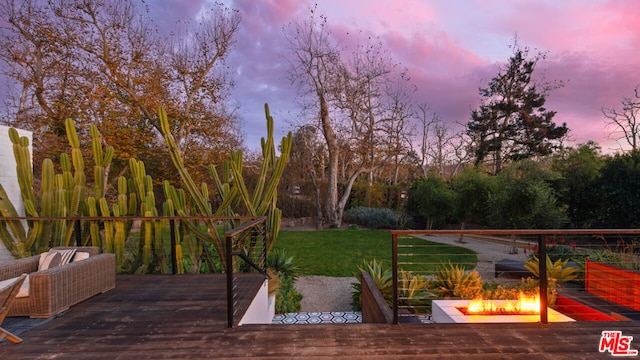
[0,274,638,359]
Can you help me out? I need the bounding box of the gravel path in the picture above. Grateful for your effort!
[293,234,532,312]
[294,276,356,312]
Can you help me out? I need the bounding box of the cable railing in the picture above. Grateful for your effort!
[224,216,269,328]
[0,215,269,328]
[389,229,640,325]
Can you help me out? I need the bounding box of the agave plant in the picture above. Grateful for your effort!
[351,258,393,310]
[525,255,578,305]
[398,270,435,311]
[524,255,578,284]
[267,248,300,281]
[433,263,483,299]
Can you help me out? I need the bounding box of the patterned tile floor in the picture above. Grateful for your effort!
[272,311,362,324]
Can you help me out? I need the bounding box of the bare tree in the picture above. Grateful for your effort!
[284,10,341,228]
[415,103,437,176]
[284,8,412,227]
[602,85,640,152]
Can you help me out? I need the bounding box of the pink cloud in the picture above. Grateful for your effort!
[145,0,640,151]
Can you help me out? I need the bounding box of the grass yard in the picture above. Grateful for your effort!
[274,230,477,277]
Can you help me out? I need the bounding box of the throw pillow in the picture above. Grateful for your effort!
[51,248,77,266]
[72,252,90,262]
[38,251,63,271]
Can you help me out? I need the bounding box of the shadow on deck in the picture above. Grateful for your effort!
[1,274,639,359]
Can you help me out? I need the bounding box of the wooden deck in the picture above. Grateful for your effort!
[1,275,639,359]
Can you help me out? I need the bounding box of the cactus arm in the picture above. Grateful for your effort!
[10,129,36,210]
[86,197,101,247]
[159,107,212,216]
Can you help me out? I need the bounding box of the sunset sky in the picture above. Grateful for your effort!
[151,0,640,153]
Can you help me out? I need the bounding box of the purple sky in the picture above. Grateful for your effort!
[149,0,640,153]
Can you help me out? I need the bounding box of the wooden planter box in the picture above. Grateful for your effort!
[585,260,640,311]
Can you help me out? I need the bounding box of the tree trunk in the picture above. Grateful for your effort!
[310,169,323,229]
[319,94,340,227]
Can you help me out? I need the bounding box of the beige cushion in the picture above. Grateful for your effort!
[51,248,77,266]
[38,251,63,271]
[18,275,29,297]
[73,252,90,262]
[0,275,30,298]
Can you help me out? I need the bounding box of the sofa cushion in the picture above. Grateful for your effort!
[0,275,30,298]
[73,252,90,262]
[38,251,63,271]
[51,248,77,266]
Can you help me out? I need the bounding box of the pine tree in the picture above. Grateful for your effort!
[467,41,568,174]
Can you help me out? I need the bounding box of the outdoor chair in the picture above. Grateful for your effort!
[0,274,28,344]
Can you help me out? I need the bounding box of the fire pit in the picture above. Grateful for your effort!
[432,297,575,323]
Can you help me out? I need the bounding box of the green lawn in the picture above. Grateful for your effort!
[273,230,477,277]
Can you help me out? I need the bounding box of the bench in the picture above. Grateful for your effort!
[494,259,534,278]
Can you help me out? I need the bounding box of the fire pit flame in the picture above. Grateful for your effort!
[461,292,540,315]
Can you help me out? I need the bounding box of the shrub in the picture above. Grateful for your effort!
[433,263,483,299]
[267,249,303,313]
[267,248,300,281]
[343,206,398,229]
[398,270,436,312]
[275,276,303,313]
[482,278,539,300]
[351,258,393,311]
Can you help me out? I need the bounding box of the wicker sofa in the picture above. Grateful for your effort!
[0,246,116,318]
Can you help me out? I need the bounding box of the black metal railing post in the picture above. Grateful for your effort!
[170,219,177,275]
[538,234,548,324]
[226,234,234,328]
[261,227,267,273]
[75,218,82,246]
[392,233,399,325]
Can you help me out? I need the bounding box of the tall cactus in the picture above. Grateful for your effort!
[0,120,130,257]
[160,104,292,269]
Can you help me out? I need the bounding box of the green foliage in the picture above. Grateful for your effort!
[160,103,292,270]
[349,182,403,210]
[343,206,398,229]
[450,166,495,225]
[482,278,539,300]
[433,263,483,299]
[524,255,578,305]
[406,175,455,229]
[551,142,604,228]
[274,276,303,313]
[597,151,640,228]
[525,255,578,284]
[467,41,568,173]
[487,160,568,229]
[0,120,122,258]
[398,270,435,311]
[586,243,640,271]
[1,104,291,275]
[267,249,302,313]
[267,248,300,281]
[351,258,393,311]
